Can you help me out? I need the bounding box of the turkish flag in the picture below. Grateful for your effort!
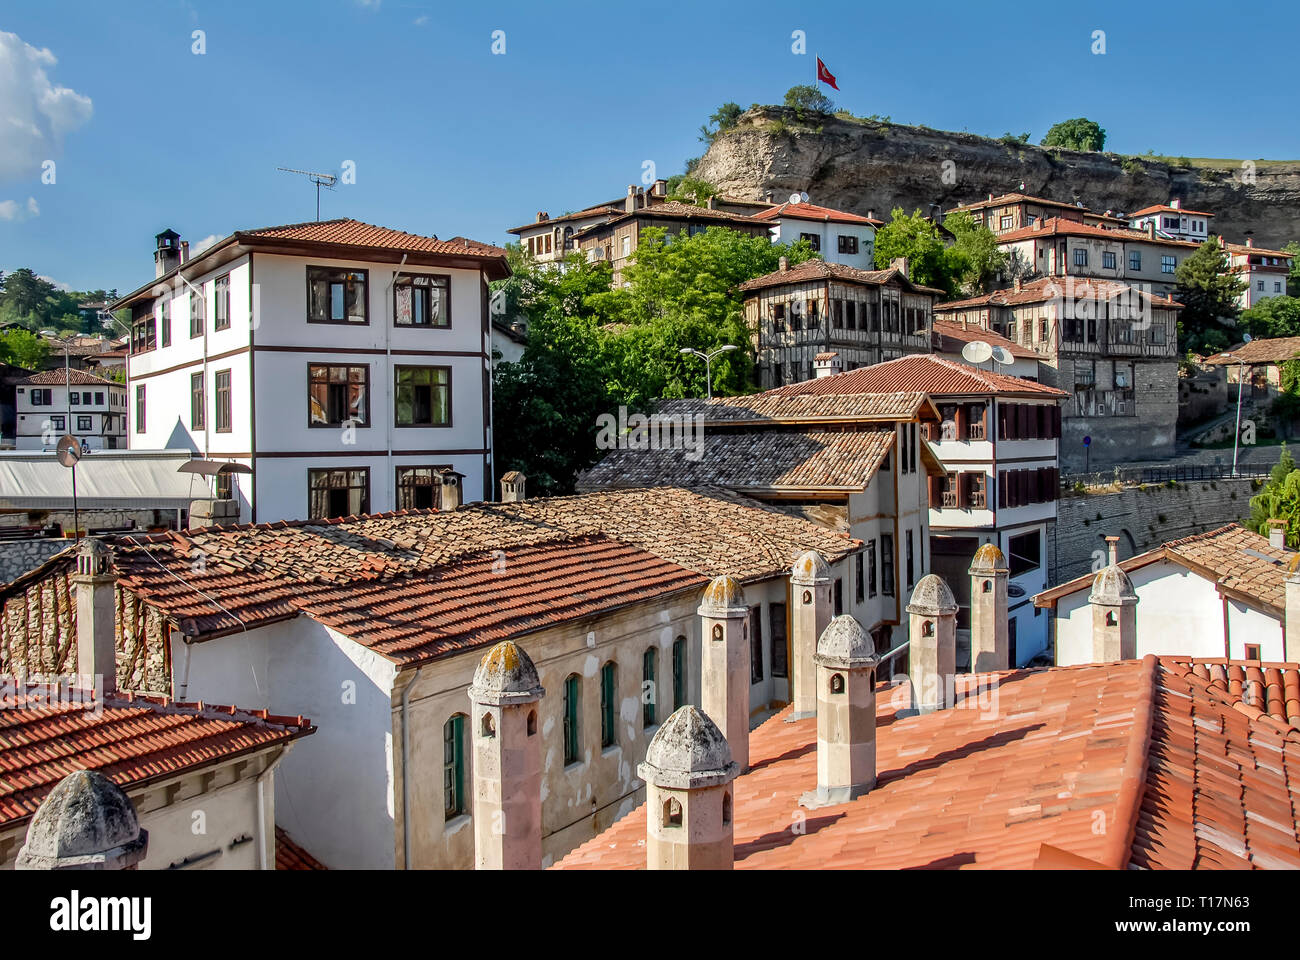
[817,57,838,90]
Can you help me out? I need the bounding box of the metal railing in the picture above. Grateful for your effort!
[1061,463,1271,488]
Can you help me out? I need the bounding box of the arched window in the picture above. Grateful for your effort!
[480,711,496,739]
[982,579,992,593]
[711,624,723,642]
[600,661,617,748]
[526,709,537,736]
[563,674,581,764]
[643,647,658,728]
[830,673,845,694]
[722,791,732,825]
[922,619,934,637]
[443,713,467,819]
[664,796,683,828]
[672,637,687,710]
[1106,611,1117,626]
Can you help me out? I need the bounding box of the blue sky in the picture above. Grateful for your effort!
[1,0,1296,293]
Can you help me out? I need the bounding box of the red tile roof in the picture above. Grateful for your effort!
[506,206,621,235]
[1223,242,1295,260]
[937,276,1182,311]
[931,318,1038,359]
[238,218,506,259]
[739,258,943,296]
[750,202,882,226]
[1161,658,1300,730]
[1204,337,1300,367]
[1129,204,1215,219]
[661,390,934,424]
[577,202,767,237]
[17,368,123,387]
[0,685,313,830]
[996,217,1201,248]
[555,656,1300,869]
[950,192,1095,214]
[275,826,327,870]
[763,354,1067,399]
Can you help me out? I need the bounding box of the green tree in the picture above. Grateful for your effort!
[699,102,744,144]
[873,208,955,296]
[783,84,834,115]
[665,176,718,205]
[1041,118,1106,152]
[1286,241,1300,298]
[0,328,50,369]
[943,211,1008,295]
[1247,445,1300,547]
[1240,295,1300,340]
[1174,237,1248,354]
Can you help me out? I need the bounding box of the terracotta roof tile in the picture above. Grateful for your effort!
[1204,337,1300,367]
[931,318,1039,359]
[237,218,506,259]
[996,217,1202,248]
[16,369,123,387]
[0,686,314,830]
[739,259,943,295]
[938,276,1182,311]
[659,390,931,423]
[275,826,327,870]
[1129,204,1215,219]
[763,354,1067,399]
[750,202,882,226]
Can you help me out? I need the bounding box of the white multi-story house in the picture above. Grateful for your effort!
[750,201,882,269]
[1223,238,1295,309]
[1126,200,1213,244]
[13,368,128,451]
[111,221,509,523]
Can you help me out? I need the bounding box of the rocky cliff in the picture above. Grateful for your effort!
[692,108,1300,247]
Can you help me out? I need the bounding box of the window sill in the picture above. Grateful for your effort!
[443,812,470,833]
[601,744,621,758]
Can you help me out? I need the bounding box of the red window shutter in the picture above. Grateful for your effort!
[929,475,940,507]
[954,405,966,440]
[956,473,966,509]
[999,471,1007,508]
[1018,404,1030,437]
[1017,470,1027,507]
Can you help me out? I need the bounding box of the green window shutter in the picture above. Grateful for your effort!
[672,638,687,710]
[643,648,657,728]
[600,663,616,748]
[443,714,464,818]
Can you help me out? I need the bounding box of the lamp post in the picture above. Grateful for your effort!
[1222,334,1253,478]
[679,344,738,400]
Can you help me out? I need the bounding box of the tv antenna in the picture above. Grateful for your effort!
[276,166,338,221]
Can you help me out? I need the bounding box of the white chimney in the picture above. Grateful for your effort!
[72,539,117,696]
[1269,520,1286,550]
[1170,199,1182,209]
[906,575,957,713]
[799,615,879,808]
[1089,537,1138,663]
[439,469,465,510]
[500,471,527,503]
[625,186,637,213]
[813,353,842,378]
[968,544,1010,672]
[790,552,833,717]
[778,255,789,272]
[698,576,751,772]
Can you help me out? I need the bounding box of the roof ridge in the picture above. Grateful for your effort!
[1105,654,1160,869]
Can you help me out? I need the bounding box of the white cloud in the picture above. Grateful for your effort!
[413,14,429,25]
[0,196,39,221]
[0,31,93,181]
[191,233,223,256]
[37,273,71,292]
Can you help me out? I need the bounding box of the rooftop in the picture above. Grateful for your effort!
[763,354,1068,400]
[931,317,1039,359]
[1204,337,1300,366]
[738,258,943,296]
[750,202,883,226]
[996,217,1202,249]
[575,201,766,238]
[937,276,1183,311]
[555,655,1300,869]
[0,685,313,831]
[657,390,935,424]
[1129,203,1215,219]
[16,368,123,387]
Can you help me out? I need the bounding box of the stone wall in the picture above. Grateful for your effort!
[0,508,167,534]
[0,539,72,586]
[1052,476,1260,583]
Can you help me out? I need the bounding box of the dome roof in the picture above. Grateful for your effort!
[639,705,738,790]
[815,615,878,666]
[790,550,831,584]
[468,640,544,704]
[698,575,747,616]
[969,543,1008,574]
[906,574,958,616]
[1089,564,1137,604]
[16,770,148,870]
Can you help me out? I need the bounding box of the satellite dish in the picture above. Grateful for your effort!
[800,191,809,203]
[789,193,802,205]
[991,345,1015,366]
[56,434,82,468]
[1243,333,1253,343]
[961,340,993,364]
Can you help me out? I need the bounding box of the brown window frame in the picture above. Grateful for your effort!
[76,415,92,432]
[214,275,231,331]
[191,372,205,429]
[135,384,146,433]
[394,365,452,428]
[308,363,370,429]
[393,273,452,329]
[306,266,370,325]
[395,464,451,510]
[159,300,172,348]
[214,369,232,433]
[190,289,204,338]
[307,467,371,520]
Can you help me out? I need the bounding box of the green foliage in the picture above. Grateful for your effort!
[873,209,952,294]
[1240,295,1300,340]
[1287,242,1300,297]
[1121,156,1144,175]
[783,84,834,115]
[1041,117,1106,152]
[943,211,1008,295]
[665,176,719,205]
[699,102,744,144]
[999,132,1031,145]
[1174,237,1248,354]
[1246,445,1300,546]
[0,267,120,336]
[0,328,50,368]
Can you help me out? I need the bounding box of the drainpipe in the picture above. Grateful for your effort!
[399,665,423,869]
[256,740,296,870]
[386,255,409,511]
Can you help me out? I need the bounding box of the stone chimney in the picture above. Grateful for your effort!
[536,211,549,223]
[987,193,994,202]
[16,770,148,870]
[764,190,774,203]
[1170,199,1182,210]
[969,543,1010,672]
[813,353,842,378]
[800,615,879,808]
[1246,237,1255,248]
[1147,221,1156,239]
[73,538,117,696]
[698,576,751,771]
[890,256,909,279]
[1269,519,1287,550]
[778,255,789,272]
[180,240,190,264]
[790,551,833,719]
[1285,555,1300,662]
[500,470,527,503]
[867,209,875,221]
[467,640,545,870]
[154,228,182,279]
[706,195,718,210]
[1088,546,1138,663]
[652,179,667,198]
[438,469,465,511]
[638,705,739,870]
[906,575,957,713]
[1105,534,1119,565]
[1013,276,1023,292]
[625,185,638,213]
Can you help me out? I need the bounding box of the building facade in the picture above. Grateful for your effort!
[949,192,1126,236]
[750,202,882,270]
[1223,239,1295,308]
[112,221,509,523]
[1126,200,1214,244]
[13,369,128,451]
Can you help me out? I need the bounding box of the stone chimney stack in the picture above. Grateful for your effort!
[1246,237,1255,248]
[1269,519,1287,550]
[1285,555,1300,662]
[698,575,751,772]
[154,228,182,279]
[500,470,527,503]
[778,255,789,272]
[867,209,875,221]
[1105,534,1119,565]
[638,705,739,870]
[706,195,718,210]
[653,179,667,198]
[800,615,879,808]
[813,352,842,378]
[1170,199,1182,210]
[1089,556,1139,663]
[73,538,117,696]
[1013,276,1023,292]
[1147,221,1156,239]
[790,551,833,719]
[890,256,910,280]
[16,770,148,870]
[467,640,545,870]
[625,185,638,213]
[906,575,957,713]
[969,543,1010,672]
[438,469,464,511]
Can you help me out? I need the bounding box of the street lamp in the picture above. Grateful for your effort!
[1221,333,1252,477]
[679,344,738,400]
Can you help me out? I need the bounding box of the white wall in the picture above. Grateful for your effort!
[769,218,876,269]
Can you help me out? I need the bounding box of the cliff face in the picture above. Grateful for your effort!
[693,108,1300,248]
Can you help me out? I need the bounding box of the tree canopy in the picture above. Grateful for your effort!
[1240,295,1300,340]
[1174,237,1248,355]
[1041,118,1106,152]
[0,328,50,369]
[0,266,121,336]
[1247,445,1300,548]
[783,84,834,115]
[699,102,744,144]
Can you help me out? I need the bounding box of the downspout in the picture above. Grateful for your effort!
[399,665,422,870]
[256,740,296,870]
[386,255,408,511]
